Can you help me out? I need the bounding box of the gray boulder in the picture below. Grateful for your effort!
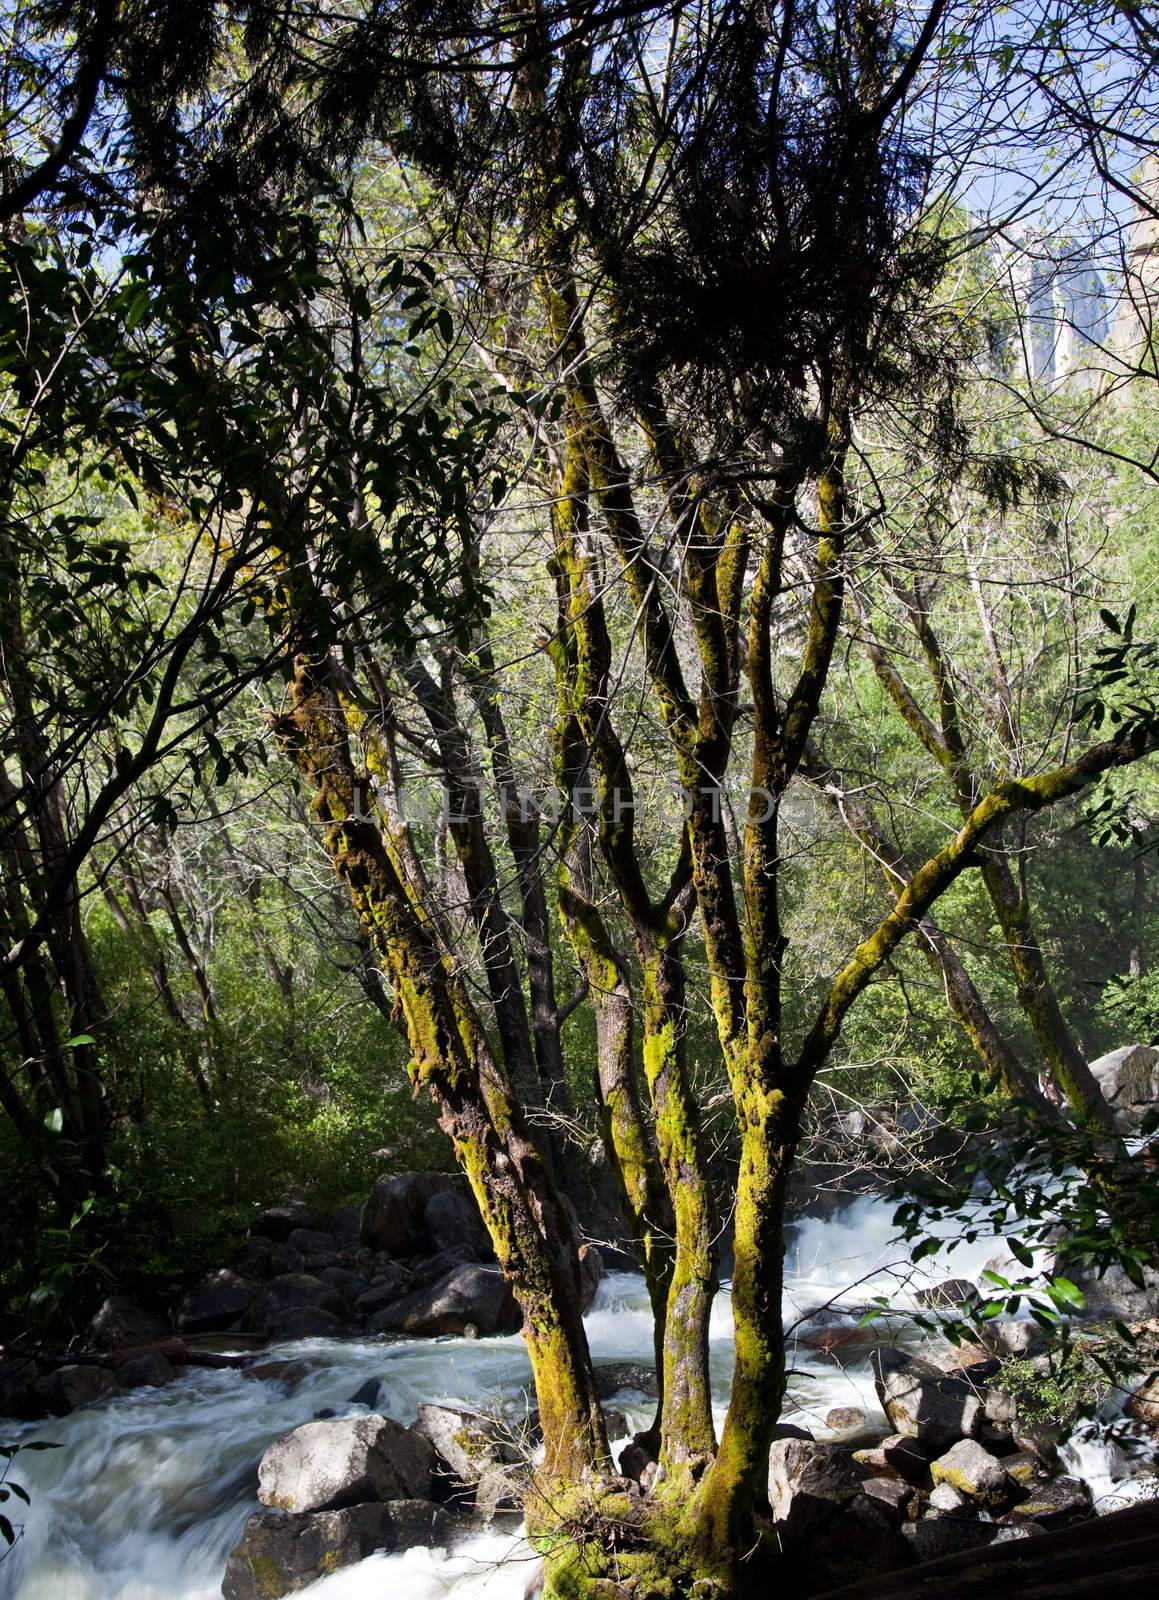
[578,1244,603,1313]
[1072,1259,1159,1321]
[222,1501,459,1600]
[824,1407,868,1433]
[930,1438,1014,1507]
[262,1307,348,1340]
[592,1362,659,1400]
[88,1296,170,1350]
[252,1200,314,1242]
[423,1188,491,1257]
[0,1357,42,1420]
[870,1347,983,1449]
[356,1272,407,1316]
[916,1280,976,1309]
[1088,1044,1159,1133]
[1002,1473,1092,1527]
[360,1173,464,1255]
[246,1274,350,1337]
[768,1439,904,1588]
[36,1363,117,1414]
[413,1402,526,1518]
[115,1352,175,1390]
[407,1245,480,1290]
[233,1240,304,1281]
[370,1264,520,1338]
[903,1515,1001,1562]
[318,1266,370,1303]
[177,1270,259,1334]
[258,1414,435,1513]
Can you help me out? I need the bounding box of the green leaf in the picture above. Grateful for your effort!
[1047,1276,1086,1311]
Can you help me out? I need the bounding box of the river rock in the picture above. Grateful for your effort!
[0,1356,42,1419]
[853,1432,937,1486]
[930,1438,1013,1507]
[221,1501,459,1600]
[1072,1260,1159,1321]
[252,1200,314,1242]
[928,1481,968,1510]
[233,1240,303,1280]
[423,1188,491,1256]
[286,1228,339,1260]
[592,1362,659,1400]
[916,1279,976,1309]
[825,1406,868,1432]
[264,1307,348,1340]
[1002,1473,1092,1527]
[413,1402,525,1517]
[768,1440,904,1587]
[243,1359,313,1389]
[329,1206,362,1244]
[861,1476,916,1518]
[579,1244,603,1312]
[89,1295,170,1350]
[258,1415,435,1512]
[356,1271,407,1315]
[903,1514,1001,1562]
[114,1351,175,1390]
[35,1363,117,1414]
[178,1270,259,1334]
[1088,1044,1159,1133]
[370,1263,519,1338]
[407,1244,480,1290]
[318,1266,370,1303]
[871,1347,983,1449]
[360,1173,463,1256]
[1125,1369,1159,1430]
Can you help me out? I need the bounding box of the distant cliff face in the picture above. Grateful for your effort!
[1109,154,1159,363]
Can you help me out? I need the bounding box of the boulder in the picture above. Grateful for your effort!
[768,1438,863,1525]
[853,1433,937,1487]
[916,1280,976,1309]
[243,1360,313,1389]
[407,1245,480,1290]
[252,1200,314,1242]
[412,1402,525,1518]
[1088,1044,1159,1133]
[861,1476,917,1518]
[768,1441,904,1588]
[825,1406,868,1433]
[0,1356,45,1420]
[221,1501,459,1600]
[360,1173,463,1256]
[929,1482,968,1511]
[318,1267,370,1303]
[423,1188,491,1257]
[35,1363,117,1414]
[903,1515,1001,1562]
[870,1347,983,1449]
[592,1362,659,1400]
[233,1240,304,1281]
[1002,1473,1092,1528]
[930,1438,1015,1507]
[257,1414,435,1513]
[578,1244,603,1313]
[1073,1260,1159,1322]
[348,1378,383,1409]
[329,1206,362,1244]
[88,1296,170,1351]
[115,1352,175,1390]
[355,1270,407,1315]
[177,1270,259,1334]
[285,1228,338,1259]
[370,1264,520,1338]
[262,1307,348,1340]
[1125,1369,1159,1430]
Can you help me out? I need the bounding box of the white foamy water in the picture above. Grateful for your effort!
[0,1195,1150,1599]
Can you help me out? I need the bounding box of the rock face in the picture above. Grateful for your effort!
[1003,1473,1092,1527]
[871,1347,984,1449]
[371,1264,520,1338]
[221,1501,458,1600]
[257,1415,435,1513]
[1073,1260,1159,1321]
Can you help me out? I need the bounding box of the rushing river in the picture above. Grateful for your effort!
[1,1197,1151,1600]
